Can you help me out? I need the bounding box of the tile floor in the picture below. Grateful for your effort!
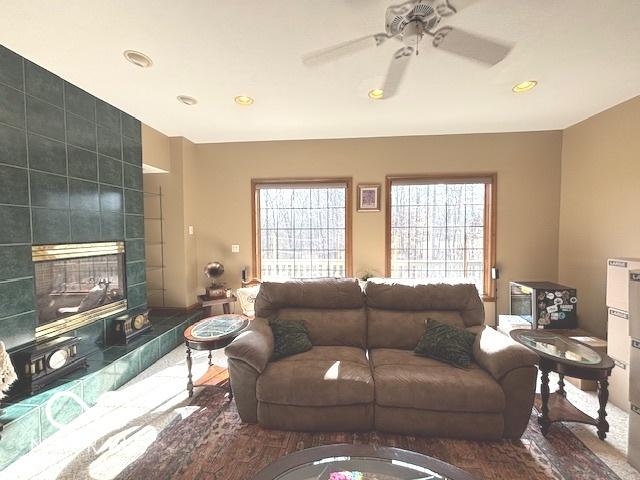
[1,347,639,480]
[0,344,217,480]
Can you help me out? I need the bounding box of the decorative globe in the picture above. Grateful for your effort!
[204,261,225,279]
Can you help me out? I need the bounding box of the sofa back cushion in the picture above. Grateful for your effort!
[365,281,484,349]
[276,307,367,348]
[255,278,367,348]
[368,308,465,349]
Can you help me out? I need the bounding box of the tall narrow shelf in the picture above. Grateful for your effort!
[144,187,166,307]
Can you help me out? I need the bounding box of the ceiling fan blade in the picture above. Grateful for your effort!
[438,0,480,16]
[432,26,511,65]
[382,46,414,99]
[302,33,390,66]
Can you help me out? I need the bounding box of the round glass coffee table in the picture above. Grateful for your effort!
[184,314,249,398]
[510,329,615,439]
[252,444,475,480]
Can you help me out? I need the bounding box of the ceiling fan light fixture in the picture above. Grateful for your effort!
[368,88,384,100]
[177,95,197,106]
[123,50,153,68]
[234,95,254,106]
[512,80,538,93]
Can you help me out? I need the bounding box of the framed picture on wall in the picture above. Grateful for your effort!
[357,184,381,212]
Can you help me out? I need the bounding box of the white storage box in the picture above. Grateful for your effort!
[607,308,630,363]
[607,258,640,311]
[630,404,640,471]
[630,270,640,339]
[608,359,630,412]
[631,339,640,406]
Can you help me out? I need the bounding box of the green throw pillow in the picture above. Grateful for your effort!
[414,318,477,368]
[269,319,312,360]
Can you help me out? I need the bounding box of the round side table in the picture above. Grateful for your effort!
[184,314,249,398]
[510,329,615,439]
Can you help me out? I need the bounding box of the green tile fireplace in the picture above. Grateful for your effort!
[0,41,172,471]
[0,42,146,353]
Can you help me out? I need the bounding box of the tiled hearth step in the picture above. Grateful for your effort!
[0,309,202,471]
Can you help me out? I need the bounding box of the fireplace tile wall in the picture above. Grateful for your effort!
[0,44,146,352]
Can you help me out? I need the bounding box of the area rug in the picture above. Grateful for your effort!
[117,386,620,480]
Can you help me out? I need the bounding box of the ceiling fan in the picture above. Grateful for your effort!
[302,0,512,99]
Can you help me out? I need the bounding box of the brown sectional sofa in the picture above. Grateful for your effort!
[225,278,538,439]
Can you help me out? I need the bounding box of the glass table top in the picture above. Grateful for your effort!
[512,330,601,365]
[190,314,247,340]
[273,456,450,480]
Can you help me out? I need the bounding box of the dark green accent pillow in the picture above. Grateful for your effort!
[414,318,477,368]
[269,319,312,361]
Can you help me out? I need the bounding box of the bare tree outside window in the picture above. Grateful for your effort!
[389,179,492,295]
[256,183,348,279]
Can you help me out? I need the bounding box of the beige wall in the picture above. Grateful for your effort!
[558,96,640,338]
[142,129,199,308]
[140,96,640,336]
[186,131,563,317]
[141,124,171,172]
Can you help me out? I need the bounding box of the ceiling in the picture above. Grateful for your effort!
[1,0,640,143]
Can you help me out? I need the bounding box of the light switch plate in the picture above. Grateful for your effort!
[188,226,194,235]
[231,244,240,253]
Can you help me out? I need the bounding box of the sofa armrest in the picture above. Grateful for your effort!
[225,317,274,373]
[473,326,538,380]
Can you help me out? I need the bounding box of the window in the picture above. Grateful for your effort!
[252,178,352,280]
[386,175,496,298]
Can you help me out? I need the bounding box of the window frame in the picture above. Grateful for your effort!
[251,177,354,280]
[384,173,497,300]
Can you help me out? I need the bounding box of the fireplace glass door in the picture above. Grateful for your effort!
[34,253,125,326]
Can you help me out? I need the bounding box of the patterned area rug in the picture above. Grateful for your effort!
[117,386,620,480]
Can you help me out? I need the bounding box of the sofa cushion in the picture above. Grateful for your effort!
[367,308,465,349]
[255,278,365,318]
[276,307,367,348]
[370,348,505,413]
[257,346,374,407]
[270,319,312,360]
[414,319,477,368]
[365,281,485,327]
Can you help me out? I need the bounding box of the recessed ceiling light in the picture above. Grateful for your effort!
[368,88,384,100]
[123,50,153,68]
[512,80,538,93]
[234,95,254,106]
[177,95,197,106]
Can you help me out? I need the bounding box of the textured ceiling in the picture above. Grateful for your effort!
[1,0,639,143]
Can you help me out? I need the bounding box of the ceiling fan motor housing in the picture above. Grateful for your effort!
[386,0,443,39]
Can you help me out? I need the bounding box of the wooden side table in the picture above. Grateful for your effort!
[197,294,237,316]
[511,329,615,440]
[183,314,249,398]
[497,318,608,392]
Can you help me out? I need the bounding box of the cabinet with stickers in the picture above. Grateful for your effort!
[509,281,578,329]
